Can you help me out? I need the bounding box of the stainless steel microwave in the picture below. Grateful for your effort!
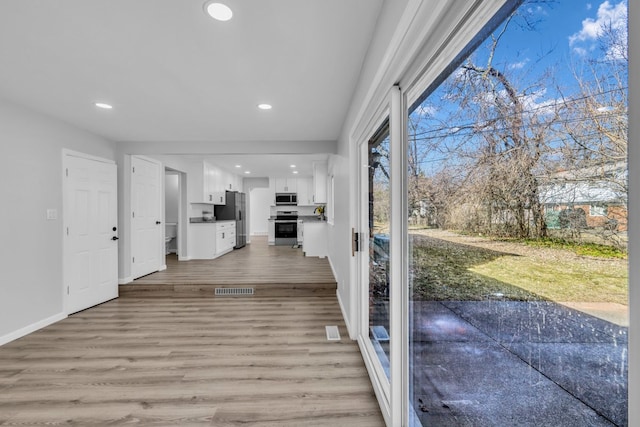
[275,193,297,206]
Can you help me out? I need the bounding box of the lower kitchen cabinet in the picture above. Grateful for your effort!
[216,221,236,254]
[302,221,327,258]
[268,219,275,245]
[189,220,236,259]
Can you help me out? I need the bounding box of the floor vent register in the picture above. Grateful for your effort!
[214,287,255,296]
[325,325,341,341]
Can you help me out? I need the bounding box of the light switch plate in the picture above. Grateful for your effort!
[46,209,57,220]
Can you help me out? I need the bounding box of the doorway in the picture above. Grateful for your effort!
[164,170,180,259]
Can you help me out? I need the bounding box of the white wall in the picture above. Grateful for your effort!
[250,188,272,235]
[327,0,411,338]
[0,97,116,343]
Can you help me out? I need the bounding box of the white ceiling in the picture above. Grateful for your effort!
[0,0,383,145]
[175,153,328,178]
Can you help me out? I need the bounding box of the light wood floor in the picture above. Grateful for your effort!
[0,237,384,426]
[127,236,337,294]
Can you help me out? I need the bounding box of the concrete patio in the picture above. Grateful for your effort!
[410,300,628,426]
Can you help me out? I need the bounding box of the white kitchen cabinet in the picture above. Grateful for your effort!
[215,221,236,255]
[189,220,235,259]
[211,191,226,205]
[297,220,303,244]
[189,223,216,259]
[312,161,327,204]
[212,166,245,201]
[219,169,240,192]
[296,178,313,206]
[200,162,226,204]
[302,221,327,258]
[274,177,297,193]
[202,162,216,203]
[231,174,243,192]
[268,219,275,245]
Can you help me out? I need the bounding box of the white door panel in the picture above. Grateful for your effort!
[65,154,118,314]
[131,156,162,279]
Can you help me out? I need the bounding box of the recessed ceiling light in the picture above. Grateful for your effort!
[235,164,242,168]
[94,102,113,109]
[204,2,233,21]
[293,171,299,174]
[244,171,251,174]
[290,164,296,168]
[257,104,272,110]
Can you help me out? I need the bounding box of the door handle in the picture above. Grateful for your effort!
[156,221,161,225]
[112,236,119,241]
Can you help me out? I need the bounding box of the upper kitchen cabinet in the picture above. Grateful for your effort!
[274,177,297,193]
[233,174,243,192]
[202,162,225,204]
[196,161,243,205]
[219,169,243,192]
[296,178,314,206]
[312,161,327,204]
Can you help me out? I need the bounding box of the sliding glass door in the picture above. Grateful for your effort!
[357,117,393,418]
[357,2,628,425]
[367,124,392,380]
[405,1,628,426]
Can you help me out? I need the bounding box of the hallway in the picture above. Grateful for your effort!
[128,236,336,290]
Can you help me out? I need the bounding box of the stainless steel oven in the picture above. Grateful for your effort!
[274,211,298,246]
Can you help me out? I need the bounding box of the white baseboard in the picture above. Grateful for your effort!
[118,276,133,285]
[159,264,167,272]
[337,290,354,340]
[0,312,67,347]
[252,231,268,236]
[178,255,191,261]
[327,256,338,282]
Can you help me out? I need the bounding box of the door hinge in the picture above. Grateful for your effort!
[65,168,69,177]
[67,286,70,295]
[352,228,361,256]
[66,227,69,236]
[132,211,135,218]
[132,166,135,173]
[132,257,135,263]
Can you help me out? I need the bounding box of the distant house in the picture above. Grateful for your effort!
[539,162,627,231]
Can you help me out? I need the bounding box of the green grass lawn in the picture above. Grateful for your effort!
[410,234,628,304]
[469,257,627,304]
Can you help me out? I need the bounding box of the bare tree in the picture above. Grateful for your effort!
[552,16,628,246]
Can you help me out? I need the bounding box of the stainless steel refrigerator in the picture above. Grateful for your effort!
[214,191,246,248]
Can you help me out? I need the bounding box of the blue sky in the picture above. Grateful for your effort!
[408,0,628,163]
[486,1,628,87]
[411,0,629,112]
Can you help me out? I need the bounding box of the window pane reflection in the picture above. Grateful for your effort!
[407,1,628,425]
[369,131,391,378]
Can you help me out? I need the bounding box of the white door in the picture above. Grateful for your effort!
[64,153,118,314]
[131,156,162,279]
